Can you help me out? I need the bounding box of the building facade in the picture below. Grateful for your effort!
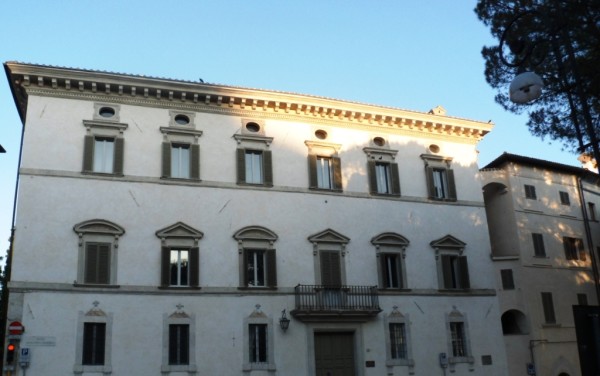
[481,153,600,376]
[3,62,507,375]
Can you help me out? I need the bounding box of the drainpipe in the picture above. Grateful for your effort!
[576,177,600,303]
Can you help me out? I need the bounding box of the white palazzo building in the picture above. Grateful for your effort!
[3,62,507,376]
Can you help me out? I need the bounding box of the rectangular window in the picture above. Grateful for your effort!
[559,191,570,205]
[500,269,515,290]
[368,161,400,195]
[376,163,392,194]
[425,166,456,201]
[441,255,470,289]
[563,237,585,261]
[389,323,407,359]
[589,202,597,221]
[524,184,537,199]
[82,323,106,365]
[541,292,556,324]
[316,157,333,189]
[249,324,267,363]
[532,233,546,257]
[308,154,342,191]
[245,150,263,184]
[246,250,266,287]
[432,169,449,199]
[171,144,190,179]
[168,324,189,365]
[577,293,588,306]
[450,322,467,357]
[381,254,402,288]
[93,137,115,173]
[84,243,111,284]
[170,250,189,286]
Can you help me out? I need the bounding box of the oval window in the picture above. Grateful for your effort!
[98,107,115,118]
[174,114,190,125]
[429,144,440,153]
[245,122,261,133]
[373,137,385,147]
[315,130,328,140]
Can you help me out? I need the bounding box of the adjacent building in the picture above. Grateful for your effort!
[481,153,600,376]
[3,62,508,375]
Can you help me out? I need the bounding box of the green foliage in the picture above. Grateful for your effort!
[475,0,600,152]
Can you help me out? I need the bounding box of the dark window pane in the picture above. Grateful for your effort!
[83,323,106,365]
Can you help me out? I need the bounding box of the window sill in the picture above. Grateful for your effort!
[161,176,201,182]
[74,364,112,374]
[82,171,123,177]
[73,283,120,289]
[237,182,273,188]
[158,286,202,290]
[309,187,343,193]
[161,364,197,373]
[386,358,415,367]
[378,288,412,293]
[449,355,474,364]
[242,362,276,372]
[237,286,278,291]
[542,323,561,328]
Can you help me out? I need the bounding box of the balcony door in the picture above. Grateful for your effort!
[315,332,355,376]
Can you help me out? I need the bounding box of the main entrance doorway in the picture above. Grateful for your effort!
[314,332,356,376]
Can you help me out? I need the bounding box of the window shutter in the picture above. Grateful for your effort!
[266,249,277,287]
[84,244,98,284]
[367,161,377,194]
[97,244,111,284]
[189,247,199,287]
[113,137,124,175]
[458,256,470,289]
[332,156,343,191]
[241,249,248,287]
[308,154,318,188]
[425,166,435,199]
[168,325,178,364]
[563,237,573,260]
[446,169,457,201]
[380,254,390,288]
[161,142,171,178]
[236,148,246,184]
[441,255,453,289]
[83,135,94,172]
[541,292,556,323]
[190,144,200,180]
[320,251,341,286]
[390,163,401,196]
[161,247,171,287]
[577,239,586,261]
[263,150,273,186]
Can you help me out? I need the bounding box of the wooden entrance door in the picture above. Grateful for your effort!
[314,332,355,376]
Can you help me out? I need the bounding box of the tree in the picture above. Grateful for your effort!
[475,0,600,157]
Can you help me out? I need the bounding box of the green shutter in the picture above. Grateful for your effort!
[308,154,318,188]
[83,135,94,172]
[84,244,98,284]
[263,150,273,186]
[332,156,343,191]
[446,169,457,201]
[236,148,246,184]
[161,247,171,287]
[367,161,377,194]
[425,166,435,199]
[189,247,199,287]
[390,162,401,196]
[162,142,171,178]
[190,144,200,180]
[458,256,470,289]
[266,249,277,287]
[241,249,248,287]
[113,138,124,175]
[380,254,389,288]
[321,251,341,286]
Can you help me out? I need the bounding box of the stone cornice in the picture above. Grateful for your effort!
[5,62,493,144]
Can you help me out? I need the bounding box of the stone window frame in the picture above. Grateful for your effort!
[420,154,456,201]
[243,304,275,372]
[363,142,400,196]
[305,141,343,192]
[168,110,197,128]
[73,219,125,287]
[308,229,350,286]
[82,118,128,176]
[74,302,113,375]
[233,226,278,289]
[156,222,204,289]
[160,121,202,180]
[161,305,197,374]
[445,308,475,372]
[430,235,470,290]
[371,232,409,290]
[234,121,273,187]
[93,103,121,122]
[532,233,547,257]
[384,306,415,372]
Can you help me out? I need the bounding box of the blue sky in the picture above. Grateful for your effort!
[0,1,582,257]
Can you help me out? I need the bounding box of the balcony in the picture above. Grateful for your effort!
[290,284,382,322]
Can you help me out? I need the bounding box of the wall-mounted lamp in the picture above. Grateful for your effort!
[279,309,290,332]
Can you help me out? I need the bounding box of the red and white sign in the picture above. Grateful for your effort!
[8,321,24,335]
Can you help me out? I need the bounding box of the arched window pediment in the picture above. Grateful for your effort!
[233,226,278,242]
[73,219,125,237]
[371,232,409,248]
